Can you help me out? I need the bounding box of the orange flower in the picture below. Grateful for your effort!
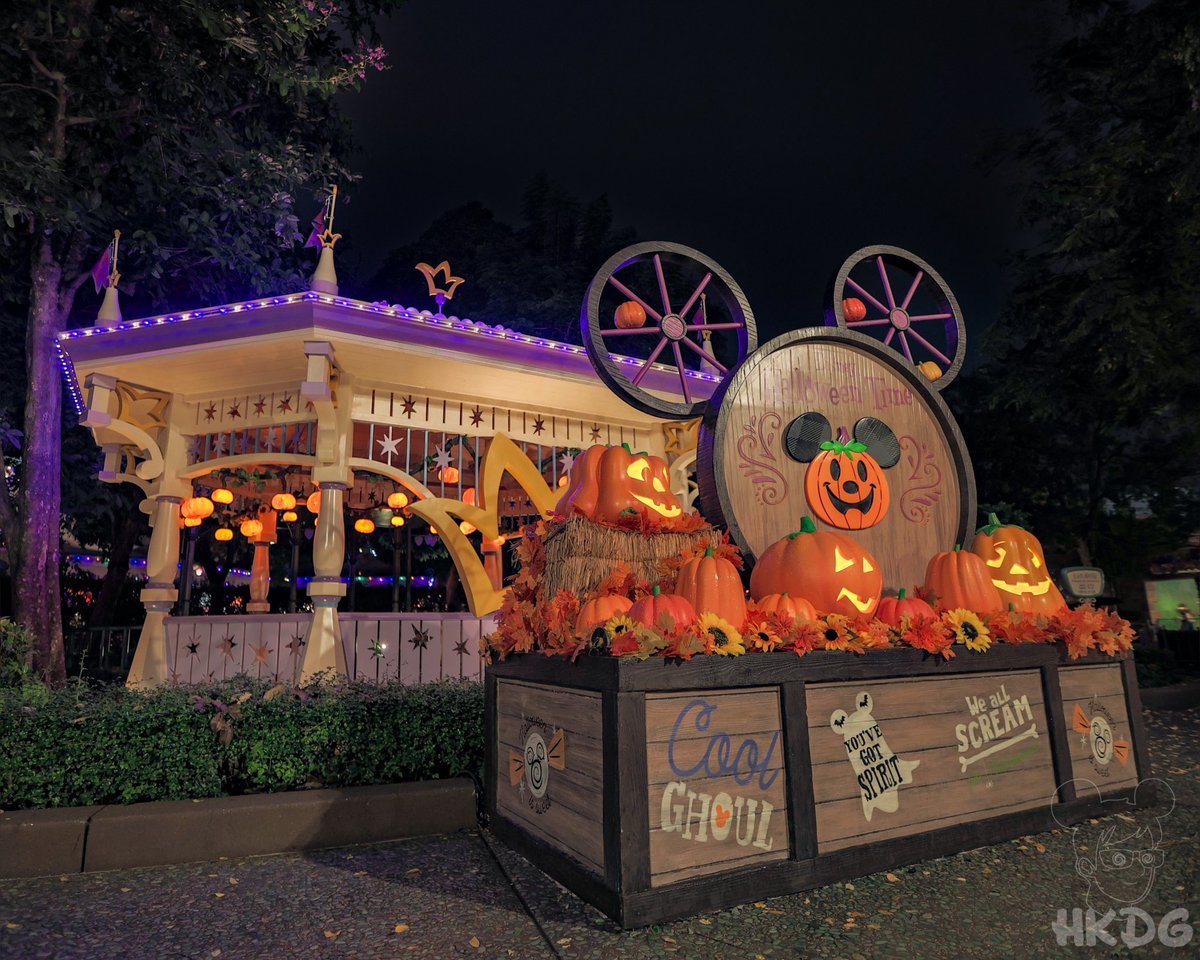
[788,620,823,656]
[903,617,955,659]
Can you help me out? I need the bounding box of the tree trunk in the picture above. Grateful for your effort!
[87,495,142,629]
[16,237,67,684]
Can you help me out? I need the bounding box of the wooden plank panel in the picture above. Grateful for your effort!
[1058,663,1139,789]
[807,672,1056,853]
[645,688,789,886]
[378,618,402,681]
[398,619,422,683]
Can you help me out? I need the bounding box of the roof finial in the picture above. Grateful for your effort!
[307,186,341,295]
[414,260,464,317]
[94,230,122,323]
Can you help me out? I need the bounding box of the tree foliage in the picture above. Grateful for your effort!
[961,0,1200,604]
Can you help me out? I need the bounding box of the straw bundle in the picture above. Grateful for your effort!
[536,516,722,601]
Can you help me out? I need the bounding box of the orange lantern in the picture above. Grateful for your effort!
[463,487,476,505]
[614,301,647,329]
[391,516,405,527]
[271,492,297,512]
[354,518,376,534]
[459,521,476,535]
[438,465,460,484]
[214,528,233,542]
[181,496,214,520]
[429,525,438,535]
[557,475,569,488]
[240,518,263,538]
[282,510,299,523]
[183,516,202,528]
[212,488,234,505]
[387,491,409,510]
[306,490,321,514]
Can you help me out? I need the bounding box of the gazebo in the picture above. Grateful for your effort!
[60,245,708,686]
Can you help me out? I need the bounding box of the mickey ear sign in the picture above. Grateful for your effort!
[853,417,901,468]
[830,709,848,731]
[785,412,832,463]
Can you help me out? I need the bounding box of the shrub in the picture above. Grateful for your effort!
[0,619,36,689]
[0,677,484,810]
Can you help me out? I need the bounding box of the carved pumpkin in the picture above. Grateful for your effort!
[804,427,891,530]
[749,517,882,616]
[555,444,683,526]
[970,513,1067,615]
[843,298,867,322]
[755,592,818,622]
[675,547,747,627]
[629,585,696,630]
[577,594,633,634]
[924,545,1003,614]
[614,300,647,329]
[876,588,936,628]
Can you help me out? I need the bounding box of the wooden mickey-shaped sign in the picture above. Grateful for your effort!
[698,327,977,593]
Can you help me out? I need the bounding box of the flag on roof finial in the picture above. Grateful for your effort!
[308,187,341,295]
[94,230,122,323]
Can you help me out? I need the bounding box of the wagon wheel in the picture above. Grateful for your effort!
[824,245,966,390]
[582,241,757,419]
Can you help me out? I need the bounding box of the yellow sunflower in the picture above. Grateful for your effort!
[749,627,782,653]
[945,609,991,653]
[697,612,745,656]
[605,614,637,639]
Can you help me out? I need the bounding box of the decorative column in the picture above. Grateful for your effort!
[127,494,182,687]
[248,506,277,614]
[300,480,348,681]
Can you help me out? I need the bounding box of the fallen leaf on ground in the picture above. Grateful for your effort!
[845,882,855,890]
[406,868,421,876]
[5,923,20,930]
[214,893,225,899]
[753,902,767,908]
[393,924,409,934]
[663,936,676,943]
[557,937,572,946]
[120,888,131,893]
[324,931,340,940]
[698,918,713,925]
[469,936,480,949]
[353,871,367,877]
[228,878,238,885]
[764,908,784,915]
[885,873,899,882]
[1034,842,1046,853]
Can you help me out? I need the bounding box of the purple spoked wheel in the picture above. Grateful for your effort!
[823,245,966,390]
[582,241,757,419]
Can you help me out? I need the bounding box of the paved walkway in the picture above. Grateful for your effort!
[1,708,1196,959]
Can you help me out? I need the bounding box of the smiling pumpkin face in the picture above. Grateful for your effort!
[749,517,883,616]
[555,443,683,526]
[804,437,891,531]
[969,512,1066,615]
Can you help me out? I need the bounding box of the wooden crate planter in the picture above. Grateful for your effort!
[486,644,1150,928]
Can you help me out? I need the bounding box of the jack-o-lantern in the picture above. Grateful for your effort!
[970,513,1066,615]
[803,426,891,530]
[750,517,883,616]
[555,444,683,527]
[924,545,1003,614]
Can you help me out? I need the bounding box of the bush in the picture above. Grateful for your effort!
[0,619,36,689]
[0,677,484,810]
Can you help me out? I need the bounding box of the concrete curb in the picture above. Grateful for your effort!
[0,778,476,879]
[1139,680,1200,712]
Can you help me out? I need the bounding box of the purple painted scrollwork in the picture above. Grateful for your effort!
[736,412,789,506]
[898,435,943,524]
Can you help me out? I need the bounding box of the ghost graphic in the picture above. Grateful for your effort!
[831,691,920,821]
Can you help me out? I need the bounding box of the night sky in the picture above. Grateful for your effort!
[337,0,1068,349]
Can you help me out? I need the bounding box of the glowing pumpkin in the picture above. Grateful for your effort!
[614,301,647,329]
[628,585,696,631]
[749,517,882,616]
[804,428,891,530]
[577,594,633,634]
[555,444,683,526]
[842,297,867,322]
[970,513,1067,615]
[924,545,1003,614]
[674,547,747,627]
[876,588,936,628]
[754,592,818,622]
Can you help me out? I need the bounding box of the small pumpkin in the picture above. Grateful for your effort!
[614,300,647,329]
[843,297,867,322]
[577,594,633,634]
[970,513,1067,615]
[675,547,747,627]
[628,585,697,631]
[555,444,683,526]
[804,427,891,531]
[924,545,1003,614]
[749,517,882,616]
[876,588,936,628]
[754,592,818,622]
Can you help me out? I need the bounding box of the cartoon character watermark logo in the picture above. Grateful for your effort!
[1050,778,1192,948]
[1073,699,1130,777]
[508,716,565,815]
[831,691,919,821]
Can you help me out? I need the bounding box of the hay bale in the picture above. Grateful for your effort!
[536,517,722,601]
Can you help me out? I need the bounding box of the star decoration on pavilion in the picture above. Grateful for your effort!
[227,401,242,419]
[188,436,204,462]
[453,638,470,657]
[432,447,453,471]
[277,394,293,413]
[531,416,546,436]
[262,428,278,451]
[204,402,218,422]
[305,400,316,412]
[115,383,170,432]
[400,395,418,417]
[253,395,268,416]
[558,452,575,474]
[410,627,431,651]
[377,430,402,460]
[219,635,238,658]
[169,669,181,685]
[469,406,484,427]
[369,641,385,660]
[251,641,272,665]
[285,633,306,656]
[212,435,229,456]
[589,424,602,443]
[186,641,200,657]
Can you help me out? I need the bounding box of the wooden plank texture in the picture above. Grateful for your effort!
[1058,663,1140,791]
[806,671,1056,853]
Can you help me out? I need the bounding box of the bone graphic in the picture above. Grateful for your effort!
[959,723,1038,772]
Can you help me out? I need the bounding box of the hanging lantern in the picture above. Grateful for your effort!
[387,491,409,510]
[212,488,234,505]
[438,465,460,484]
[282,510,299,523]
[214,528,233,542]
[391,516,405,527]
[429,525,438,535]
[459,521,476,536]
[271,492,297,512]
[306,490,322,514]
[183,516,202,528]
[354,518,376,534]
[181,496,214,520]
[558,475,569,488]
[240,518,263,538]
[463,487,476,505]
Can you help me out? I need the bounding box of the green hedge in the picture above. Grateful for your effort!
[0,677,484,810]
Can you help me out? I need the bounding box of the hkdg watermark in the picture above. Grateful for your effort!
[1048,778,1191,949]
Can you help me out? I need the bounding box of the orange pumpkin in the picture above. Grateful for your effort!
[804,427,890,530]
[924,545,1003,614]
[576,594,633,634]
[754,592,818,622]
[675,547,747,627]
[628,585,696,631]
[749,517,882,616]
[970,513,1067,615]
[614,301,647,329]
[843,297,867,322]
[555,444,683,526]
[876,588,936,628]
